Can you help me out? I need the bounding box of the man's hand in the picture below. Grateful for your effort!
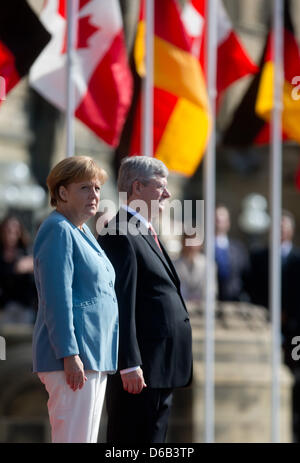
[64,355,87,391]
[121,367,147,394]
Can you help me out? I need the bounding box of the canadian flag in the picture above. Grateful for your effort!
[29,0,133,147]
[181,0,258,95]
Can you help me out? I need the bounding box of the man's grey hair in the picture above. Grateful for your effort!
[117,156,169,195]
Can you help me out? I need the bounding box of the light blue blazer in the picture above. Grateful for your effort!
[32,211,119,373]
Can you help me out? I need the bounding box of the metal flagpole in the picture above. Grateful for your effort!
[204,0,218,443]
[66,0,78,158]
[142,0,154,157]
[270,0,284,443]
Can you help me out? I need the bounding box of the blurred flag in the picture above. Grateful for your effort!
[181,0,258,96]
[223,0,300,149]
[0,0,51,101]
[222,39,278,148]
[129,0,211,177]
[29,0,133,147]
[255,1,300,144]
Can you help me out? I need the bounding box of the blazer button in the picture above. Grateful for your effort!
[109,281,113,287]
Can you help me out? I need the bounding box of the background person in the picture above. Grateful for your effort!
[98,156,193,444]
[246,211,300,318]
[0,215,37,324]
[173,231,218,310]
[215,204,250,302]
[246,210,300,441]
[32,156,119,443]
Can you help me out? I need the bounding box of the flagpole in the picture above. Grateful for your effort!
[142,0,154,157]
[204,0,218,444]
[270,0,283,443]
[66,0,78,158]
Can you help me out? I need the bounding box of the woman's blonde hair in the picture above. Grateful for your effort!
[47,156,108,207]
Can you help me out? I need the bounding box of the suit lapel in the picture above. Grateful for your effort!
[117,209,181,288]
[144,233,188,311]
[140,228,180,288]
[158,238,181,286]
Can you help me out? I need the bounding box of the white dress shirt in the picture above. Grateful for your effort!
[281,240,292,259]
[215,234,229,249]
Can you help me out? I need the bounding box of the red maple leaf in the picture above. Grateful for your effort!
[58,0,92,19]
[61,15,99,53]
[58,0,99,53]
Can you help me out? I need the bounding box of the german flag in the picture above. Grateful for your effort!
[129,0,211,177]
[256,0,300,143]
[0,0,51,101]
[222,38,271,149]
[223,0,300,148]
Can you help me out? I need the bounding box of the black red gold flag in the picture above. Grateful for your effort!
[222,0,300,149]
[0,0,51,100]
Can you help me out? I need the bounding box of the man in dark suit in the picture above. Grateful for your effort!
[246,211,300,322]
[98,156,193,444]
[246,211,300,441]
[215,205,250,301]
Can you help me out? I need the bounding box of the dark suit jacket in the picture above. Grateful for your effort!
[215,238,250,302]
[246,245,300,314]
[98,210,193,389]
[246,244,300,370]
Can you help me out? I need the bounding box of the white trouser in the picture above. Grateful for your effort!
[38,370,107,443]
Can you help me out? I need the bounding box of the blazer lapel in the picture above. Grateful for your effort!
[79,225,104,254]
[53,210,102,255]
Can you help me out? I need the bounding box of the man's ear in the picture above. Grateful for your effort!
[131,179,143,197]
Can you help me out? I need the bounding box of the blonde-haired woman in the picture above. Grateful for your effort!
[32,156,118,443]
